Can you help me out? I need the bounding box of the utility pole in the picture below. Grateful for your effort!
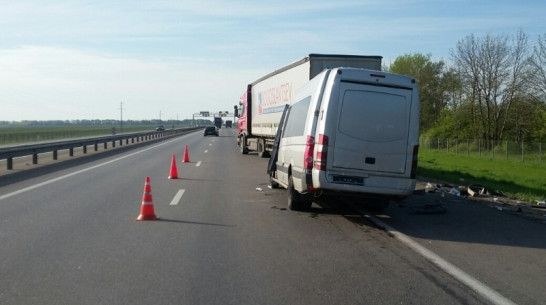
[120,101,124,131]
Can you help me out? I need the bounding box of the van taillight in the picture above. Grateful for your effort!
[411,145,419,179]
[304,136,315,170]
[315,134,328,171]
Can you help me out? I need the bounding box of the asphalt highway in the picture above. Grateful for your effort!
[0,128,544,305]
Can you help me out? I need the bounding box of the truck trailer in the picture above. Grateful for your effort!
[235,54,382,157]
[213,117,222,129]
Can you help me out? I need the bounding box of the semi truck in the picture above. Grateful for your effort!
[235,54,382,157]
[213,117,222,129]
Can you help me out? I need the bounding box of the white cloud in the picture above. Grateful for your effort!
[0,46,264,120]
[1,0,545,121]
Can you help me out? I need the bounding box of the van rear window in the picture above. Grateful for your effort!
[339,90,408,141]
[283,96,311,138]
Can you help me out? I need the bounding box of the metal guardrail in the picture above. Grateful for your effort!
[0,127,202,170]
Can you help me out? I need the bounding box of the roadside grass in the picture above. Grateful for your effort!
[418,150,546,203]
[0,125,160,145]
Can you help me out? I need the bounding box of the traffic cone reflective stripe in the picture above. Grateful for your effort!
[168,154,179,179]
[182,145,190,163]
[136,176,158,221]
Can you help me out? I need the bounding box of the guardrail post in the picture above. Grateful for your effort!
[119,139,123,146]
[94,143,98,151]
[53,150,58,160]
[32,153,38,164]
[7,158,13,170]
[104,142,107,149]
[112,140,116,148]
[83,145,87,154]
[69,148,74,157]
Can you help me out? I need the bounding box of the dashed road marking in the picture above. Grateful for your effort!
[169,189,185,206]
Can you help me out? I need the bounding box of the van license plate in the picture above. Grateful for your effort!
[332,176,363,185]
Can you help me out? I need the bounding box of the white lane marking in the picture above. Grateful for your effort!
[169,189,185,206]
[0,138,180,201]
[196,161,202,167]
[368,215,517,305]
[204,150,208,154]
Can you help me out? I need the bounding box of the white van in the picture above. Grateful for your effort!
[268,68,420,210]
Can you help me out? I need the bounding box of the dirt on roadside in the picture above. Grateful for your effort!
[415,178,546,224]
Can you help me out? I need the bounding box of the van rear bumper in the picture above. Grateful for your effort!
[311,171,416,196]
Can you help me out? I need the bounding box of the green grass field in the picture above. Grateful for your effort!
[418,150,546,203]
[0,125,163,145]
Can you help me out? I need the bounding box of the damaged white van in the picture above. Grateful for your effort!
[268,68,420,210]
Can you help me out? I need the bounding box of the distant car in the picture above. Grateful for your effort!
[203,126,218,136]
[156,125,165,131]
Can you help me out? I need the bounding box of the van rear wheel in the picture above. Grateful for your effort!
[287,176,311,211]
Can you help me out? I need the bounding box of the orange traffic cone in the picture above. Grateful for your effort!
[136,176,158,221]
[182,145,190,163]
[168,154,179,179]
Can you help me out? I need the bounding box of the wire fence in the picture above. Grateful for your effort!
[420,137,545,164]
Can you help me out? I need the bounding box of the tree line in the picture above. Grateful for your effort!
[387,30,546,144]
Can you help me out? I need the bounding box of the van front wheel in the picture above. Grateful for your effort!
[287,176,311,211]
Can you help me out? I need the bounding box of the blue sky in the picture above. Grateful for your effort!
[1,0,545,121]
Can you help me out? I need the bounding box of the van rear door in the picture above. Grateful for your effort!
[331,82,414,175]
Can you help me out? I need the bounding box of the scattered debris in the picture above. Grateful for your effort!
[415,180,546,223]
[467,184,486,197]
[535,200,546,207]
[270,205,286,210]
[449,187,461,197]
[256,187,263,191]
[425,182,437,193]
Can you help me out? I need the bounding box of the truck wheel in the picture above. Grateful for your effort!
[257,139,270,158]
[240,136,249,154]
[287,176,311,211]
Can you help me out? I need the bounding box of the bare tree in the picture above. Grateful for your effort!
[451,30,531,143]
[529,34,546,100]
